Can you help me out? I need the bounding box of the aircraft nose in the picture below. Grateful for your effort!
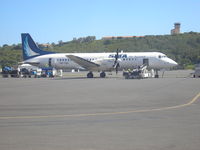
[168,59,178,67]
[162,58,178,68]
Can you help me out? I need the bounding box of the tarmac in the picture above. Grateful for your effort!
[0,70,200,150]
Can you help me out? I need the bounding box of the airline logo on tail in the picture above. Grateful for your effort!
[21,33,55,60]
[23,36,40,57]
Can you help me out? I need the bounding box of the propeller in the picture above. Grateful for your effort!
[113,49,120,74]
[115,63,120,74]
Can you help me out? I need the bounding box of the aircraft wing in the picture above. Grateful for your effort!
[66,55,100,70]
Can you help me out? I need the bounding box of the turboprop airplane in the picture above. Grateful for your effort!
[20,33,178,78]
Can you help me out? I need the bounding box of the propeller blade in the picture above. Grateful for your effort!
[115,49,119,63]
[115,63,119,74]
[113,49,120,74]
[113,49,119,66]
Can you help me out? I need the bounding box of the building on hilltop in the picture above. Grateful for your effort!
[102,36,144,40]
[171,23,181,35]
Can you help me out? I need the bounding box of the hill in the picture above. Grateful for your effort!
[1,32,200,69]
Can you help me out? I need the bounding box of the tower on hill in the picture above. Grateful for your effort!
[171,23,181,35]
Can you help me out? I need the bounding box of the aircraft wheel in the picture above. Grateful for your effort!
[155,70,159,78]
[87,72,93,78]
[100,72,106,78]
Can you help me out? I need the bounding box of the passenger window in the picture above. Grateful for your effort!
[158,55,161,58]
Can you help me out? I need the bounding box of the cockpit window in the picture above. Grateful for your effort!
[158,55,167,59]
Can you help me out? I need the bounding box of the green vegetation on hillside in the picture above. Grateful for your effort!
[1,32,200,68]
[0,44,22,67]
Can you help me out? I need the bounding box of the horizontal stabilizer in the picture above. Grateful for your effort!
[18,61,40,66]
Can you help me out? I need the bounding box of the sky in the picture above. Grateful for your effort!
[0,0,200,46]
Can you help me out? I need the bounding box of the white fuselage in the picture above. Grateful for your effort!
[24,52,178,71]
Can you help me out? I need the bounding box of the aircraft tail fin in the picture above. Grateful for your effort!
[21,33,54,60]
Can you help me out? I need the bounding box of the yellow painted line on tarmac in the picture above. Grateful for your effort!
[0,92,200,120]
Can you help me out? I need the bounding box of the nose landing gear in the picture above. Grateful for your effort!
[155,70,159,78]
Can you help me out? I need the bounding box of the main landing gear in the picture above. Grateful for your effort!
[100,72,106,78]
[87,71,106,78]
[87,71,93,78]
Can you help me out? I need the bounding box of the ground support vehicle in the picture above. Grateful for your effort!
[123,65,154,79]
[193,64,200,78]
[1,66,20,78]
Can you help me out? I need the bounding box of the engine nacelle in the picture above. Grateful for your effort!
[94,58,120,71]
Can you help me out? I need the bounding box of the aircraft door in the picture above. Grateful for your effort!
[48,58,52,67]
[143,58,149,66]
